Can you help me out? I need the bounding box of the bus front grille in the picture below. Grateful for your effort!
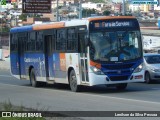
[109,76,129,81]
[102,63,135,70]
[101,62,136,81]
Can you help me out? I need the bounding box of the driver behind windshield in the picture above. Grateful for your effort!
[89,31,141,62]
[119,32,140,60]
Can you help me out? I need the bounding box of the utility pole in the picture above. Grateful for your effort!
[122,0,126,15]
[0,11,2,60]
[79,0,82,19]
[0,16,1,48]
[0,18,2,49]
[56,0,59,21]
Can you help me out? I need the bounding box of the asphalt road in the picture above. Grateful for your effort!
[0,70,160,119]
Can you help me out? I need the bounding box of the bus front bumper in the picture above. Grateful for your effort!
[88,70,145,86]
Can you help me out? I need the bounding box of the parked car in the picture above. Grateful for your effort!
[144,53,160,83]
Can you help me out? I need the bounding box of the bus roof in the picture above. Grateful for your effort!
[10,25,33,33]
[10,16,136,33]
[33,22,65,30]
[87,16,136,22]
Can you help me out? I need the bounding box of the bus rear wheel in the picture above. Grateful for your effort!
[69,70,81,92]
[30,69,39,87]
[116,83,127,90]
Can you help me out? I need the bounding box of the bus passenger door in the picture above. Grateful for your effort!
[78,33,89,83]
[44,35,53,81]
[17,37,25,79]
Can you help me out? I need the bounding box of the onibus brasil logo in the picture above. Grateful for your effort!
[1,112,42,118]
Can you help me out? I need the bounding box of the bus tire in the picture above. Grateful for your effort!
[30,69,39,87]
[69,70,81,92]
[116,83,127,90]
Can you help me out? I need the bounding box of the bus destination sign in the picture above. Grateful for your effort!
[22,0,51,13]
[94,21,133,28]
[89,19,139,31]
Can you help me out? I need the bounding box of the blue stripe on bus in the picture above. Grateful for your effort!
[10,26,33,33]
[10,52,61,78]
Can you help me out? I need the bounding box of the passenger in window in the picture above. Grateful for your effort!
[120,40,139,60]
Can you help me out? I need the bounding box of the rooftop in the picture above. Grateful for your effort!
[141,29,160,36]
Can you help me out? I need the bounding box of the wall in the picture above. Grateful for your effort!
[143,35,160,51]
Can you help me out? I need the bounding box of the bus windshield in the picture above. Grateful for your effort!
[89,30,142,62]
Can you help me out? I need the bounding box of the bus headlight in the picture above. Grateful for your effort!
[134,63,143,73]
[90,66,104,75]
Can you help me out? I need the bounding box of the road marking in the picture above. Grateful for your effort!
[80,92,160,105]
[0,82,160,105]
[0,75,12,77]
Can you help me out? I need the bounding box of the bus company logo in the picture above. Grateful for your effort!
[117,70,121,74]
[2,112,11,117]
[130,68,134,71]
[24,58,40,63]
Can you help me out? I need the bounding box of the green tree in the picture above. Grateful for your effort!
[82,8,97,18]
[33,14,41,18]
[12,2,17,8]
[1,0,6,5]
[2,26,10,32]
[89,0,105,3]
[103,10,111,16]
[19,14,27,21]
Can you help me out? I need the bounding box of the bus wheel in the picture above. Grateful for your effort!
[116,83,127,90]
[145,72,151,84]
[69,70,81,92]
[30,69,39,87]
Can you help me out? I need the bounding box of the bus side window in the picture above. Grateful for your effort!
[26,32,31,51]
[26,32,36,51]
[56,29,66,51]
[36,31,43,52]
[31,32,36,51]
[11,34,18,52]
[67,28,77,52]
[52,33,56,52]
[78,33,86,53]
[23,34,27,52]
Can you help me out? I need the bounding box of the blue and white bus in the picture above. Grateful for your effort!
[10,16,144,92]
